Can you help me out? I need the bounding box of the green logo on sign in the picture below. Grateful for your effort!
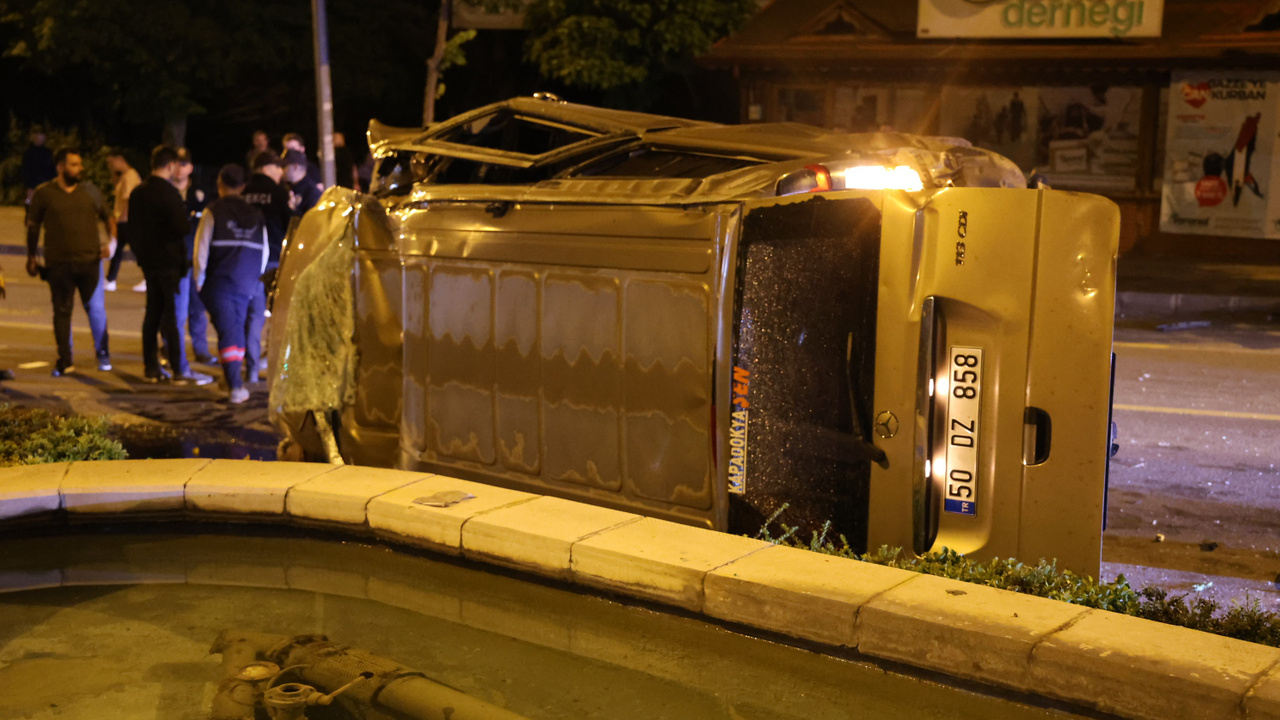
[1000,0,1147,36]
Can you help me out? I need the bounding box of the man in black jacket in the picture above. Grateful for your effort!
[241,150,292,382]
[128,145,212,385]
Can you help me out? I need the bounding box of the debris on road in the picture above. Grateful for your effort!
[1156,320,1212,332]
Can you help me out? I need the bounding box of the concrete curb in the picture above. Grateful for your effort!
[3,458,1279,720]
[1116,291,1280,322]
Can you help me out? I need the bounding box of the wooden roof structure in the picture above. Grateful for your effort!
[703,0,1280,76]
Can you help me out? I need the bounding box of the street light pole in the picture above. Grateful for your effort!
[312,0,336,187]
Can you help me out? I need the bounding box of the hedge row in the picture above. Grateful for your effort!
[0,405,127,467]
[757,509,1280,648]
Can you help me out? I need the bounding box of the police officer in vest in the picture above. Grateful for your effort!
[192,165,268,404]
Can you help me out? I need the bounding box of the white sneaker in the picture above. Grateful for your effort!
[133,279,147,292]
[173,371,215,386]
[229,387,250,404]
[103,280,118,292]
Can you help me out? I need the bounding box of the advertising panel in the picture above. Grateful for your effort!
[919,0,1164,39]
[1160,73,1280,239]
[939,86,1039,169]
[1036,86,1141,191]
[939,85,1141,190]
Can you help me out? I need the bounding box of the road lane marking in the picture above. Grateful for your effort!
[0,320,142,338]
[1114,404,1280,423]
[1115,341,1280,355]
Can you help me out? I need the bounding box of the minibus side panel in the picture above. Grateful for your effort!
[392,201,726,528]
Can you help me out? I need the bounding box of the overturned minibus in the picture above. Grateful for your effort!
[268,96,1118,576]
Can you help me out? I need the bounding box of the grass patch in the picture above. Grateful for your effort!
[0,404,127,467]
[758,507,1280,647]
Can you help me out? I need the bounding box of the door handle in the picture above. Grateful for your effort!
[1023,407,1051,466]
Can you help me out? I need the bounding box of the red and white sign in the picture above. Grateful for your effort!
[1180,82,1210,109]
[1161,72,1280,239]
[1194,176,1227,207]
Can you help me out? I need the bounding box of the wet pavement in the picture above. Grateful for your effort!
[0,256,276,461]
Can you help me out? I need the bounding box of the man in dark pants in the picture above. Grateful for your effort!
[104,151,142,292]
[194,165,268,404]
[174,148,214,364]
[25,147,113,376]
[242,151,291,383]
[128,145,212,386]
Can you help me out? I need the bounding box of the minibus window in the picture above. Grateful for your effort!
[728,196,883,551]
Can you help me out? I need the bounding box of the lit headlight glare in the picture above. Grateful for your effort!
[841,165,924,192]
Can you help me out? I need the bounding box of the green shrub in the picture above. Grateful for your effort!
[0,404,127,466]
[756,506,1280,647]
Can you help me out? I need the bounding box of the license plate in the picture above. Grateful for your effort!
[943,346,982,516]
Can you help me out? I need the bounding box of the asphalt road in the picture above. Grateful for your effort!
[2,206,1278,606]
[0,212,277,460]
[1104,322,1280,608]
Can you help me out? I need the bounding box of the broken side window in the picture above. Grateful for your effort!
[437,109,596,157]
[567,148,763,180]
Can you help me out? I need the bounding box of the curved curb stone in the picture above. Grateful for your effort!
[2,458,1279,720]
[705,543,916,647]
[857,573,1091,691]
[62,458,209,514]
[0,462,68,519]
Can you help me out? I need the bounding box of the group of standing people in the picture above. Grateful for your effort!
[22,143,292,404]
[19,126,342,403]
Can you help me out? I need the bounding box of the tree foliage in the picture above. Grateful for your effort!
[5,0,286,125]
[0,0,754,150]
[523,0,755,91]
[2,0,431,136]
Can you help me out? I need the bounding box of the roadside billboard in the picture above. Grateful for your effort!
[918,0,1164,39]
[1160,73,1280,239]
[938,85,1142,191]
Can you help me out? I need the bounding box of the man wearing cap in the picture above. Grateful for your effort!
[194,165,269,404]
[128,144,213,385]
[282,133,323,192]
[241,150,292,382]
